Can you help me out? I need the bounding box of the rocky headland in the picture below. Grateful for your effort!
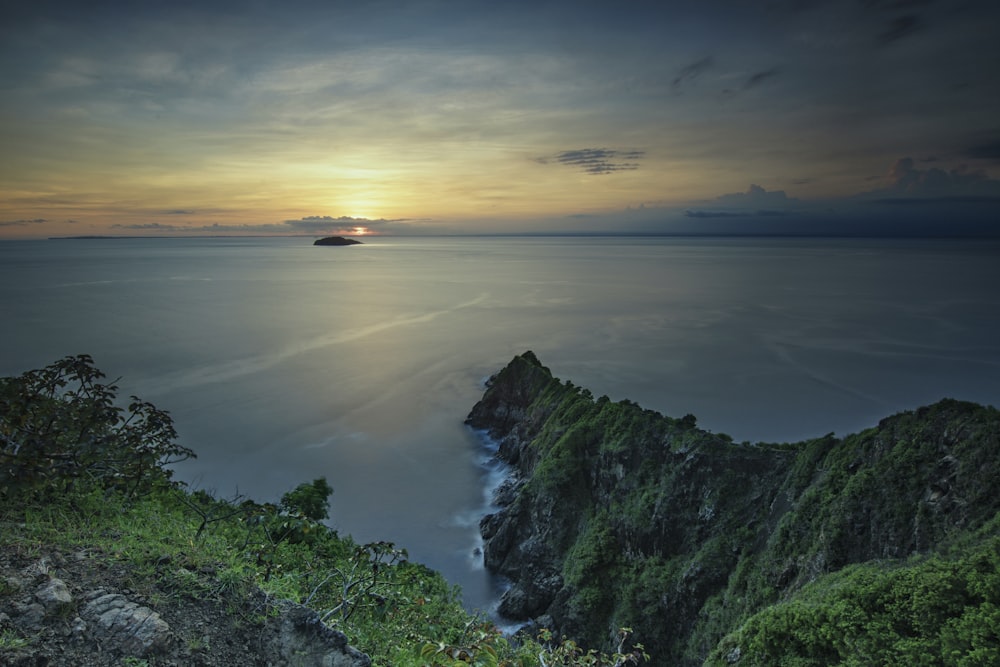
[467,352,1000,665]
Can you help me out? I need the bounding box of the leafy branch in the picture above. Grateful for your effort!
[1,354,195,502]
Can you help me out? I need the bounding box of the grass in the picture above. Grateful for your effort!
[0,628,31,650]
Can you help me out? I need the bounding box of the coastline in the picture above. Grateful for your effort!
[467,426,526,631]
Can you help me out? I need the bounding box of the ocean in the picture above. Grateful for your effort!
[2,235,999,613]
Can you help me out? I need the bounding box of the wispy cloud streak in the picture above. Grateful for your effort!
[543,148,645,175]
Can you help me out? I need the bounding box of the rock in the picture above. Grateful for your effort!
[268,601,372,667]
[81,592,172,657]
[35,578,73,615]
[12,601,46,630]
[71,616,87,640]
[492,478,521,506]
[1,548,374,666]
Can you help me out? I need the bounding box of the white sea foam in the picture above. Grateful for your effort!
[460,427,522,621]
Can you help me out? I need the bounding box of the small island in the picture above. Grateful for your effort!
[313,236,362,246]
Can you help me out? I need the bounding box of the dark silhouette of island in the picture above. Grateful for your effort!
[313,236,362,246]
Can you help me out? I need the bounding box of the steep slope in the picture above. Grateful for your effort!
[467,352,1000,665]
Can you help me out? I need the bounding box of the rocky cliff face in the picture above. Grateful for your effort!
[467,352,1000,665]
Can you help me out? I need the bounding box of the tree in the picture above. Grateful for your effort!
[0,354,195,501]
[281,477,334,521]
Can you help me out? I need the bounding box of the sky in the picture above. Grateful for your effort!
[2,0,1000,238]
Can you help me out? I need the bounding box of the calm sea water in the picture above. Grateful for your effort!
[2,235,999,612]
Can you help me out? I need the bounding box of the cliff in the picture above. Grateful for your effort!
[467,352,1000,665]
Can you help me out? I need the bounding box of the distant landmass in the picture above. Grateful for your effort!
[467,352,1000,665]
[314,236,362,246]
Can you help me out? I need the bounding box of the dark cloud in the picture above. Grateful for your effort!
[878,14,922,44]
[684,184,799,220]
[672,56,714,90]
[293,215,371,223]
[108,215,415,235]
[0,218,47,227]
[284,215,409,231]
[859,0,931,41]
[877,157,1000,198]
[684,208,792,219]
[966,139,1000,161]
[861,0,933,9]
[871,195,1000,205]
[162,209,196,215]
[745,68,780,88]
[721,68,780,97]
[714,183,797,207]
[684,209,752,219]
[549,148,645,175]
[112,222,183,231]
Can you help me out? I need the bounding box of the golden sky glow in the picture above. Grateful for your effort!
[2,1,999,238]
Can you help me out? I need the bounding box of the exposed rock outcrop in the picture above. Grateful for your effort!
[0,549,370,666]
[81,592,172,657]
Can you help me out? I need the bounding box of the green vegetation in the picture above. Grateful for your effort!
[707,529,1000,666]
[1,355,649,666]
[472,352,1000,665]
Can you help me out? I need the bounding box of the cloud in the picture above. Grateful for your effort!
[684,184,799,220]
[877,14,922,44]
[722,68,780,97]
[111,222,185,231]
[672,56,714,90]
[163,209,196,215]
[683,208,791,219]
[684,210,752,219]
[106,215,417,236]
[545,148,645,175]
[966,139,1000,161]
[714,184,797,207]
[0,218,47,227]
[871,157,1000,198]
[745,68,780,89]
[283,215,412,233]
